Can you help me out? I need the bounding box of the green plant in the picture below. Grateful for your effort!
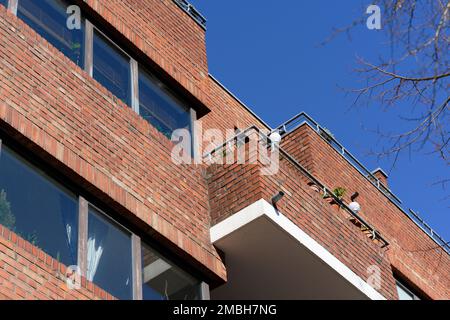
[333,187,347,200]
[0,189,15,229]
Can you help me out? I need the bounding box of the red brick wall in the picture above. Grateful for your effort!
[202,78,268,133]
[282,124,450,299]
[0,225,114,300]
[206,154,397,299]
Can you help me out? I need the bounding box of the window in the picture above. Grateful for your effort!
[0,0,7,8]
[141,242,200,300]
[0,146,79,267]
[87,206,133,300]
[17,0,85,68]
[139,69,191,139]
[396,280,421,300]
[93,29,132,106]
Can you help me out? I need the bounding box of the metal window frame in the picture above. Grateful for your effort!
[12,0,197,146]
[137,65,196,149]
[131,234,143,300]
[78,196,89,278]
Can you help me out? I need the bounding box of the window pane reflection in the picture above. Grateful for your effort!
[93,30,131,106]
[0,146,78,266]
[17,0,85,68]
[142,242,200,300]
[87,207,132,300]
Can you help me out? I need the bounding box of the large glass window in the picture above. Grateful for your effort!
[139,69,191,139]
[87,207,133,300]
[93,30,132,106]
[17,0,85,68]
[141,243,200,300]
[0,146,78,266]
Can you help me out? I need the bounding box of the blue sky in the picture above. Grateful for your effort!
[189,0,450,240]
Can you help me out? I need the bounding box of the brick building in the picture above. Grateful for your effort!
[0,0,448,300]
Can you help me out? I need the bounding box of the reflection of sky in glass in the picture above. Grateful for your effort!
[0,147,78,266]
[88,208,132,300]
[139,70,190,139]
[141,243,200,300]
[17,0,85,68]
[93,30,131,106]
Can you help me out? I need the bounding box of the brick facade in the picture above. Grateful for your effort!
[280,124,450,299]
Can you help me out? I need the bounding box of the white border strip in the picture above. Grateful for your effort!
[210,199,386,300]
